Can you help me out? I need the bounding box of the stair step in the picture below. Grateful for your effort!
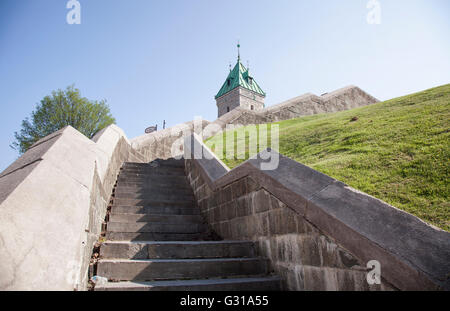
[113,198,195,208]
[116,180,191,188]
[109,213,203,224]
[115,183,192,191]
[107,222,207,234]
[113,192,194,201]
[114,197,195,207]
[117,176,188,184]
[124,160,184,168]
[120,168,185,176]
[95,276,281,291]
[114,187,193,196]
[112,206,200,215]
[119,172,185,179]
[105,232,210,241]
[97,257,269,281]
[100,240,255,259]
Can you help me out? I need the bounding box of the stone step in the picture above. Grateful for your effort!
[113,198,195,207]
[117,176,188,184]
[100,241,255,259]
[120,167,185,175]
[97,257,270,281]
[113,192,194,202]
[124,161,184,169]
[116,180,190,188]
[107,222,207,234]
[121,166,184,172]
[109,213,203,224]
[111,206,200,215]
[114,187,193,196]
[119,170,186,178]
[95,276,281,291]
[115,182,192,191]
[105,232,210,241]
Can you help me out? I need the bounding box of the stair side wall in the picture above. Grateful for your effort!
[184,134,450,291]
[0,125,145,290]
[185,160,395,291]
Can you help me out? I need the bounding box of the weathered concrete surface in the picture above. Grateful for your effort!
[184,134,450,291]
[100,241,256,259]
[95,276,281,291]
[97,257,270,280]
[0,125,145,290]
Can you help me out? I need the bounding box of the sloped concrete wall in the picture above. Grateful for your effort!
[184,134,450,291]
[0,125,145,290]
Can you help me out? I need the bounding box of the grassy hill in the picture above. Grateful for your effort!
[205,84,450,231]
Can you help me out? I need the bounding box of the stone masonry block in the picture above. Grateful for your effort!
[231,178,247,200]
[224,201,237,221]
[236,196,252,218]
[303,266,338,291]
[268,208,297,236]
[253,189,272,214]
[270,195,286,210]
[246,176,260,193]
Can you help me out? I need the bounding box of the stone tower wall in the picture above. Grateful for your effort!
[238,87,265,111]
[216,87,265,117]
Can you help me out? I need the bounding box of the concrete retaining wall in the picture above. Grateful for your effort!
[184,134,450,291]
[0,125,145,290]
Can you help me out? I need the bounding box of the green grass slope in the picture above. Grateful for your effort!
[205,84,450,231]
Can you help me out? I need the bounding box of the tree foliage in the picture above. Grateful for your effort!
[11,85,115,154]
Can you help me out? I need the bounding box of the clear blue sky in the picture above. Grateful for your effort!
[1,0,449,171]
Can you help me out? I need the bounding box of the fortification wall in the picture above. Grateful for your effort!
[130,119,210,162]
[184,134,450,291]
[206,85,379,139]
[129,85,378,158]
[0,125,145,290]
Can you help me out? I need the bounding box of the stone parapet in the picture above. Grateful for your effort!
[184,134,450,291]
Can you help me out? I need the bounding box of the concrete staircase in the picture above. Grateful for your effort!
[95,159,281,291]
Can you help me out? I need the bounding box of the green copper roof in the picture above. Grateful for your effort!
[215,60,266,99]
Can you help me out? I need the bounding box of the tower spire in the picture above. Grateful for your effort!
[237,41,240,62]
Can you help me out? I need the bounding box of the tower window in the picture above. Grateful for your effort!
[227,79,231,86]
[227,107,230,112]
[251,105,254,110]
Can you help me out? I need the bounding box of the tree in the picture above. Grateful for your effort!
[11,85,116,154]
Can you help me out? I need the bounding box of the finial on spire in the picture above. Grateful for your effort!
[237,41,241,61]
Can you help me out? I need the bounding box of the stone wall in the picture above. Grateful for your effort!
[129,85,378,157]
[237,88,265,112]
[216,87,265,118]
[131,119,210,162]
[216,87,241,118]
[206,85,379,139]
[184,134,450,291]
[0,125,145,290]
